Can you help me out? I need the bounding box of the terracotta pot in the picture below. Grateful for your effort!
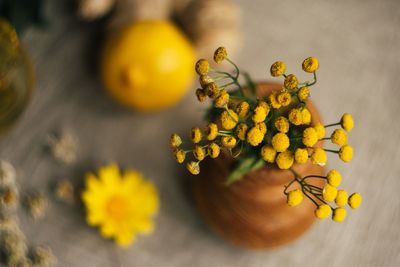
[192,82,326,249]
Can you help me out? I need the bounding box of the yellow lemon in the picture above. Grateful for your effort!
[101,20,195,112]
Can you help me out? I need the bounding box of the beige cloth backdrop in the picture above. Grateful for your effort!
[1,0,399,266]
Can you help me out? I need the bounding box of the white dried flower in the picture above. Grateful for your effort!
[54,179,74,204]
[31,245,56,267]
[47,131,78,165]
[0,188,19,211]
[0,160,16,187]
[25,193,48,220]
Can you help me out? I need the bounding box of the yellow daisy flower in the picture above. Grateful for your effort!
[82,164,159,247]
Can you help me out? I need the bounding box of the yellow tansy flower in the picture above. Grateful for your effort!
[214,47,227,63]
[195,59,209,75]
[208,143,220,158]
[272,133,290,152]
[276,151,294,169]
[301,108,311,125]
[269,91,282,109]
[186,161,200,175]
[206,82,219,99]
[287,189,304,207]
[193,145,206,161]
[236,123,248,141]
[270,61,286,77]
[332,207,346,222]
[256,122,267,135]
[275,116,290,133]
[205,123,218,141]
[277,92,292,106]
[236,101,250,119]
[190,127,202,143]
[310,148,327,166]
[335,190,349,207]
[339,145,353,162]
[288,108,303,125]
[302,127,318,147]
[294,148,308,164]
[261,145,277,163]
[323,184,338,202]
[297,87,310,102]
[220,109,239,130]
[173,149,185,164]
[169,133,182,148]
[302,57,319,73]
[199,75,213,88]
[314,123,325,140]
[341,113,354,132]
[327,169,342,187]
[348,193,362,209]
[252,105,268,123]
[246,127,264,146]
[222,136,237,149]
[315,204,331,220]
[331,129,348,146]
[214,90,229,107]
[195,88,207,102]
[284,74,298,90]
[82,164,159,247]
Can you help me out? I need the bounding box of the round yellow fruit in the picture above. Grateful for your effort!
[101,20,195,111]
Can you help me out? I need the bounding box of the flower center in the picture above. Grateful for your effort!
[106,196,129,221]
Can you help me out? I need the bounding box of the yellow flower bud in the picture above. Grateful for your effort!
[276,151,294,169]
[302,57,319,73]
[195,59,209,75]
[332,207,346,222]
[335,190,349,207]
[256,122,267,135]
[284,74,298,90]
[205,123,218,141]
[270,61,286,77]
[302,127,318,147]
[287,189,304,207]
[214,47,227,64]
[268,91,282,109]
[214,90,229,108]
[341,113,354,132]
[220,109,239,130]
[169,133,182,148]
[221,136,237,149]
[252,105,268,123]
[310,148,327,166]
[294,148,308,164]
[173,149,185,164]
[199,75,213,88]
[186,161,200,175]
[315,204,331,219]
[277,92,292,107]
[288,108,303,125]
[271,133,290,152]
[301,108,311,125]
[195,88,207,102]
[193,145,206,161]
[208,143,220,158]
[261,145,277,163]
[190,127,202,144]
[236,123,248,141]
[313,123,325,140]
[275,116,289,133]
[331,129,348,146]
[246,127,264,146]
[206,82,220,99]
[297,86,310,102]
[348,192,362,209]
[339,145,353,162]
[236,101,250,119]
[327,169,342,187]
[323,184,337,202]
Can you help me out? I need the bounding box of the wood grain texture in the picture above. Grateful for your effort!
[0,0,399,266]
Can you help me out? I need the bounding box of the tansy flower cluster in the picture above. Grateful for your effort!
[169,47,361,222]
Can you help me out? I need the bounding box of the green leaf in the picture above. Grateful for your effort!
[225,156,265,185]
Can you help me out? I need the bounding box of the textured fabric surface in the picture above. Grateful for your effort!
[1,0,399,266]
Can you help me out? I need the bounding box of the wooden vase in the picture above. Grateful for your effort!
[191,82,326,249]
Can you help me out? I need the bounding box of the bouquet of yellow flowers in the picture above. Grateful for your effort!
[170,47,361,222]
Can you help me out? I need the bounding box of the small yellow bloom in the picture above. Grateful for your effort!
[208,143,220,158]
[294,148,308,164]
[256,122,267,135]
[193,145,206,161]
[261,145,277,163]
[348,192,362,209]
[236,101,250,119]
[81,164,159,247]
[310,148,327,166]
[221,136,237,149]
[271,132,290,152]
[257,100,270,111]
[341,113,354,132]
[335,190,349,207]
[173,149,185,164]
[236,123,248,141]
[301,108,311,125]
[287,189,304,207]
[186,161,200,175]
[302,127,318,147]
[297,87,310,102]
[332,207,346,222]
[269,91,282,109]
[315,204,331,220]
[302,57,319,73]
[276,151,294,169]
[205,123,218,141]
[339,145,353,162]
[195,88,207,102]
[169,133,182,148]
[195,59,209,75]
[214,90,229,107]
[327,169,342,187]
[206,82,220,99]
[331,129,348,146]
[270,61,286,77]
[220,109,239,130]
[277,92,292,107]
[214,47,227,63]
[246,127,264,146]
[288,108,303,125]
[314,123,325,140]
[199,75,213,88]
[252,105,268,123]
[190,127,202,144]
[323,184,338,202]
[284,74,298,90]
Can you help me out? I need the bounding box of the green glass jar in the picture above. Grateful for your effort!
[0,19,34,133]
